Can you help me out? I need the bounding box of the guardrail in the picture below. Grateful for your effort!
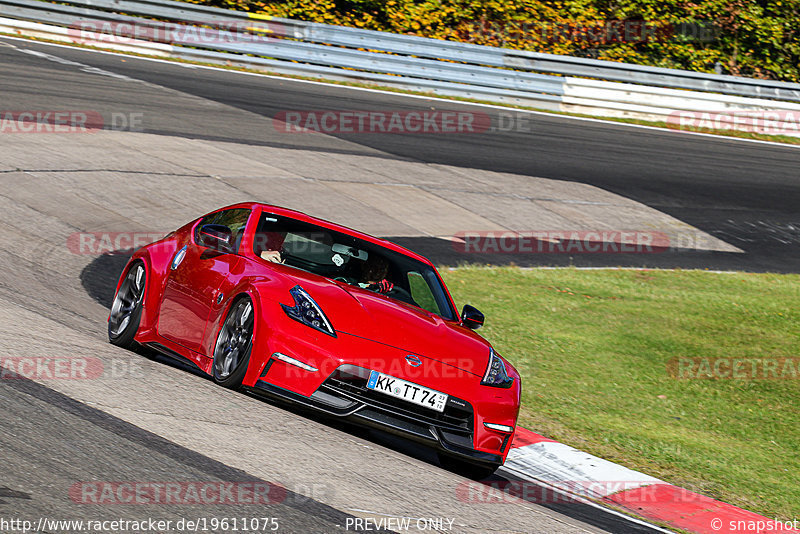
[2,0,800,133]
[5,0,800,102]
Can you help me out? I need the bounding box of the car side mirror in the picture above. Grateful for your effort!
[198,224,234,253]
[460,305,485,330]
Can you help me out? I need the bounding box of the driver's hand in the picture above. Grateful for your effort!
[260,250,283,264]
[369,279,394,294]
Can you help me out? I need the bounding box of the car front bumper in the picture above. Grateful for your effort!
[250,365,507,467]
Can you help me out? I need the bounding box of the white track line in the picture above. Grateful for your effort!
[445,266,751,273]
[495,465,674,534]
[1,34,799,151]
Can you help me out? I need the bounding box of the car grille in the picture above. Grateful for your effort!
[315,367,474,440]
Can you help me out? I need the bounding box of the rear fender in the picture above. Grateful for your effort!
[121,232,185,343]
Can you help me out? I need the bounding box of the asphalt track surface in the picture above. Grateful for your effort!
[3,36,799,271]
[0,35,797,534]
[3,37,800,272]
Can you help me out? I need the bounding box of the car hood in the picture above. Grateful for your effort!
[269,268,491,376]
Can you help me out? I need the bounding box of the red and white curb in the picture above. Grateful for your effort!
[498,428,798,534]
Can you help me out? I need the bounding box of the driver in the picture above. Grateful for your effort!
[358,254,394,294]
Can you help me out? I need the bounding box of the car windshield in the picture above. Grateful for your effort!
[253,212,456,320]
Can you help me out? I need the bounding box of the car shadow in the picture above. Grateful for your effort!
[385,236,789,273]
[80,251,133,309]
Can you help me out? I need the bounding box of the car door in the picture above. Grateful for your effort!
[157,208,251,353]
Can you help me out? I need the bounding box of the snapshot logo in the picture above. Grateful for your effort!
[68,19,287,46]
[0,111,102,134]
[69,481,287,505]
[713,517,800,532]
[454,230,671,254]
[668,357,800,380]
[0,357,103,380]
[67,232,165,255]
[667,111,800,136]
[274,110,491,134]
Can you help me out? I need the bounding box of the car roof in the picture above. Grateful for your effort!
[210,202,436,267]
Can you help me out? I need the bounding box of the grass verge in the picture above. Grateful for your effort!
[442,266,800,520]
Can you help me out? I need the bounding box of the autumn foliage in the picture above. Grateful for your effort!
[184,0,800,82]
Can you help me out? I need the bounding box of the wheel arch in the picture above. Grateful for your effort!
[201,282,280,387]
[234,282,286,388]
[125,238,179,341]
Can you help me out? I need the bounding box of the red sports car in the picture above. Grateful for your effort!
[109,202,521,477]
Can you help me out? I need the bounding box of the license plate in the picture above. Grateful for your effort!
[366,370,448,412]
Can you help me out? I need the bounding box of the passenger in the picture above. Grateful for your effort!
[256,231,286,264]
[260,250,283,263]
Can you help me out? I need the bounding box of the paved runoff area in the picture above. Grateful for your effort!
[2,35,797,534]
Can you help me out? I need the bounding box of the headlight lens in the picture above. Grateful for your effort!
[281,285,336,337]
[481,348,513,388]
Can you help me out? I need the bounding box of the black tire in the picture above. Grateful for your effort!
[108,261,146,350]
[211,296,254,389]
[437,452,499,480]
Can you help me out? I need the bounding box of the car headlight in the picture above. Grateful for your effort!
[281,285,336,337]
[481,348,513,388]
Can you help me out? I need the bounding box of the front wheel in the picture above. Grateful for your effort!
[108,261,146,350]
[212,296,254,389]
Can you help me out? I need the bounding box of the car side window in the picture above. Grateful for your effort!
[194,208,251,253]
[193,214,215,243]
[407,271,439,315]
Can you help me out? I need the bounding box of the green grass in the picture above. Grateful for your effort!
[441,267,800,519]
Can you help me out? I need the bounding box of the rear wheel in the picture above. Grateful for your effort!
[108,261,146,350]
[212,296,254,389]
[437,452,499,480]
